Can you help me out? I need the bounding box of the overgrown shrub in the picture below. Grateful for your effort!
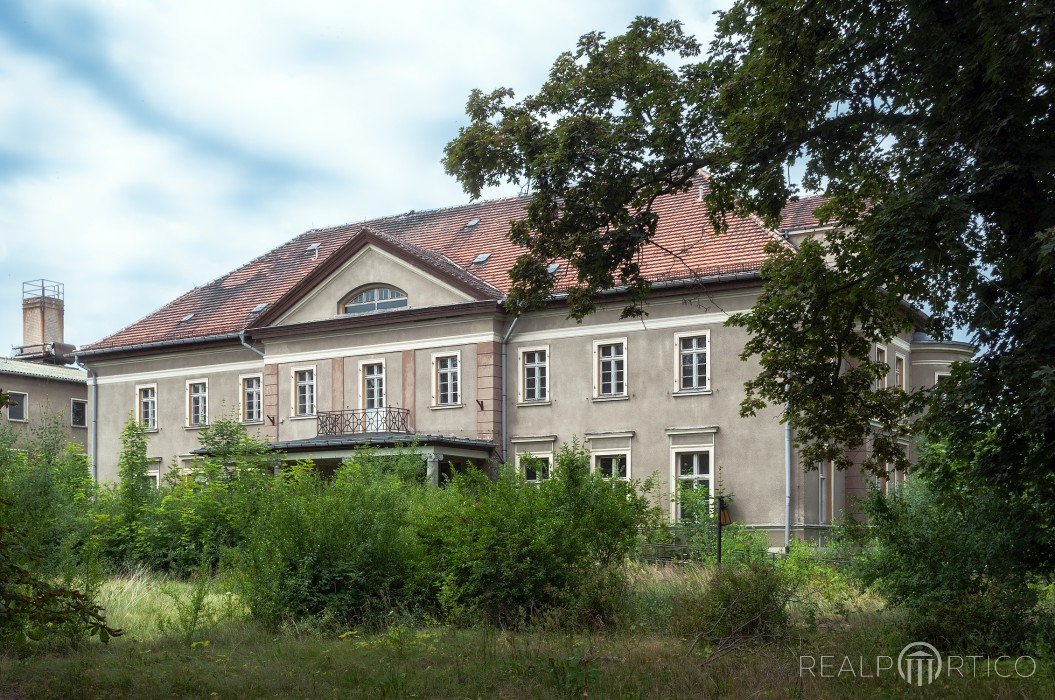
[676,487,771,566]
[235,457,421,626]
[413,441,654,627]
[0,418,95,576]
[671,562,793,652]
[854,475,1046,653]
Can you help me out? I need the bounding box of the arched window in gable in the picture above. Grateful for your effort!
[341,285,408,315]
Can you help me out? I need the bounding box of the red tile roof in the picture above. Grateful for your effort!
[83,185,792,352]
[778,195,828,231]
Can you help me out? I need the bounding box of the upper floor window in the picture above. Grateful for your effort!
[242,375,262,423]
[137,385,157,430]
[520,347,548,402]
[343,286,408,315]
[894,354,906,391]
[6,392,27,422]
[433,353,460,406]
[294,368,316,416]
[187,381,208,427]
[594,339,627,398]
[678,333,709,391]
[71,399,87,428]
[875,345,888,390]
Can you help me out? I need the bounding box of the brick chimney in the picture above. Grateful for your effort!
[16,279,74,364]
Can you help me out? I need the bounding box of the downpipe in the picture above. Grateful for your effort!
[784,402,792,551]
[499,314,520,463]
[72,354,99,482]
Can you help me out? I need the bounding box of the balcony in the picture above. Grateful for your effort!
[316,408,411,436]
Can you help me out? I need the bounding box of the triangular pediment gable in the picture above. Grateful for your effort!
[251,228,501,328]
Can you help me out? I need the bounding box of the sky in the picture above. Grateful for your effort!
[0,0,722,351]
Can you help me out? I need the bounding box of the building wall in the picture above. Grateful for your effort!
[83,286,974,539]
[1,372,87,449]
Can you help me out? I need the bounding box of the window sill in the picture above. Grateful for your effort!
[429,403,463,411]
[289,414,317,421]
[184,425,208,431]
[517,400,551,407]
[143,427,159,433]
[242,420,264,426]
[72,425,88,430]
[672,389,712,397]
[6,419,28,424]
[591,395,629,403]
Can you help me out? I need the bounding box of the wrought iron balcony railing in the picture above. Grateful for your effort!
[316,408,411,436]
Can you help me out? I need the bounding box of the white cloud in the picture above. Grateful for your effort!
[0,0,724,350]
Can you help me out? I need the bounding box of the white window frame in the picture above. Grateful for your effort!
[592,337,628,399]
[933,370,951,386]
[894,353,907,391]
[357,358,387,411]
[875,344,888,390]
[70,398,87,428]
[674,330,711,394]
[670,446,714,521]
[516,451,553,484]
[290,365,317,418]
[186,379,209,428]
[517,345,550,404]
[431,351,462,408]
[6,391,27,423]
[592,449,630,481]
[135,383,158,431]
[239,373,263,424]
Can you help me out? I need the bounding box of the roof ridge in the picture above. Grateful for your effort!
[307,192,530,235]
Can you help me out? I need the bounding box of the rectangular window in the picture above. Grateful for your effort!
[676,451,711,521]
[137,386,157,430]
[242,376,262,423]
[679,334,709,391]
[434,354,460,406]
[521,348,548,402]
[596,454,628,481]
[71,399,87,428]
[596,341,626,397]
[520,454,551,484]
[187,381,208,427]
[294,369,315,416]
[875,345,888,389]
[894,354,906,391]
[6,391,27,422]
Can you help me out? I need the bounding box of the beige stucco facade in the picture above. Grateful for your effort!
[81,242,974,544]
[1,360,88,449]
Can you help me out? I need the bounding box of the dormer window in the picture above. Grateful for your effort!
[342,286,408,315]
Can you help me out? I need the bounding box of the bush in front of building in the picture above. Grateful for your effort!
[411,441,656,628]
[233,455,423,626]
[0,418,96,577]
[850,472,1050,654]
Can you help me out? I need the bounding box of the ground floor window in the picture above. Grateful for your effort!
[675,451,711,522]
[6,392,27,422]
[71,398,87,428]
[595,453,628,480]
[519,453,551,484]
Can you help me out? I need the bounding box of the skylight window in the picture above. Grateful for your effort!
[180,313,194,322]
[547,263,561,274]
[472,253,491,265]
[465,218,480,229]
[305,242,321,256]
[250,303,268,314]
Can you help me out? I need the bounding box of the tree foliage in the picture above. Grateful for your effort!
[444,3,1055,488]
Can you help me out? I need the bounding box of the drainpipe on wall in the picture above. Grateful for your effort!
[784,403,792,551]
[499,314,520,462]
[72,354,98,482]
[238,330,265,357]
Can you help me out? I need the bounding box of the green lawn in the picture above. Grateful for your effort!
[1,573,1050,699]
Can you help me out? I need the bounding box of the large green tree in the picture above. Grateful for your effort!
[443,3,1054,519]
